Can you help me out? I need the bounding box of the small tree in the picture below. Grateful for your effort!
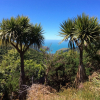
[40,48,53,85]
[59,13,100,87]
[0,16,44,89]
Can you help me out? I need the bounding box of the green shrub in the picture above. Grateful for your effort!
[0,49,45,98]
[47,50,79,91]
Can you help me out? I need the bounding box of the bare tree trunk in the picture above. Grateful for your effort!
[19,53,25,89]
[19,53,26,100]
[75,45,87,87]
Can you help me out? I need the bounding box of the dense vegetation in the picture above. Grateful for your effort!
[0,14,100,100]
[0,43,100,99]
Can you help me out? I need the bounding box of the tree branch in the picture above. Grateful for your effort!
[23,43,32,54]
[23,43,28,51]
[20,42,22,51]
[10,42,20,53]
[16,42,18,49]
[73,38,80,47]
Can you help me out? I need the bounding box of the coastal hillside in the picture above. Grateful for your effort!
[56,47,79,53]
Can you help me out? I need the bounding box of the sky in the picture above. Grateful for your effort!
[0,0,100,40]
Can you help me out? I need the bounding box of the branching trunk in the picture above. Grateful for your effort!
[75,45,87,87]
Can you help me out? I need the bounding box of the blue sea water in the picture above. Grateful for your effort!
[43,40,69,54]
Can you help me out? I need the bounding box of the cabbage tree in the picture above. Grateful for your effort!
[59,13,100,86]
[0,16,44,88]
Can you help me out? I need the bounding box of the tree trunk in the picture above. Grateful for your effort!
[19,53,27,100]
[75,45,87,87]
[19,53,25,89]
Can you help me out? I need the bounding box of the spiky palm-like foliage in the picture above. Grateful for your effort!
[0,16,44,89]
[59,13,100,87]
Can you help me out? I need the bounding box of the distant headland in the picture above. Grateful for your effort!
[56,48,70,53]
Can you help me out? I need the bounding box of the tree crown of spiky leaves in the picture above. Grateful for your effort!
[0,15,44,53]
[59,13,100,48]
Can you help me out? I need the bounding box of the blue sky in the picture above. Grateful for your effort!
[0,0,100,40]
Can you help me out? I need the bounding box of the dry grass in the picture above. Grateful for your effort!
[27,72,100,100]
[26,84,65,100]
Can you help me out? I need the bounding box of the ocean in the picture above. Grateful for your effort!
[43,40,69,54]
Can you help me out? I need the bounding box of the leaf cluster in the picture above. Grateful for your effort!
[59,13,100,48]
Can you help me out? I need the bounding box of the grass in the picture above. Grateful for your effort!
[59,82,100,100]
[27,72,100,100]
